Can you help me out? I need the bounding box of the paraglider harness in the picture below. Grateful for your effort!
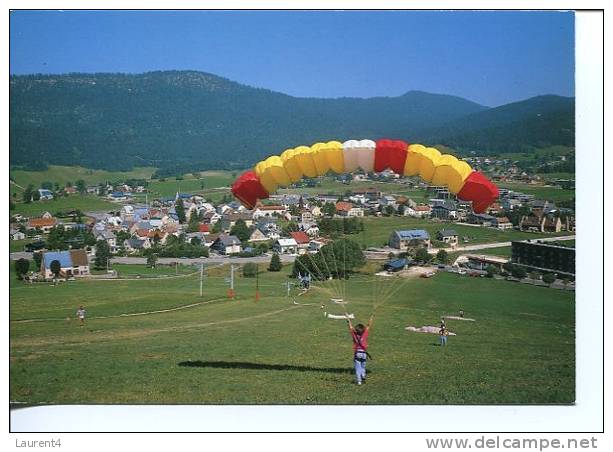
[353,333,372,362]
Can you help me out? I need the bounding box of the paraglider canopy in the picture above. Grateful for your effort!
[231,138,499,213]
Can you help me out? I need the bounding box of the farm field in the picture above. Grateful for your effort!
[10,264,574,405]
[10,195,118,217]
[349,217,573,248]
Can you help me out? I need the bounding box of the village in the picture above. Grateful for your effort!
[9,167,576,287]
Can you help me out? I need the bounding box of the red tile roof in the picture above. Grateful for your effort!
[290,231,310,244]
[28,217,57,228]
[199,224,210,233]
[335,201,353,212]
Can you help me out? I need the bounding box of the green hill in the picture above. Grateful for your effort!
[10,71,574,172]
[420,95,575,154]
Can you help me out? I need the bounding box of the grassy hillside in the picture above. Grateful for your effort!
[9,264,574,404]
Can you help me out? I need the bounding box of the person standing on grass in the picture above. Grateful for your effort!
[76,305,86,327]
[347,315,373,385]
[439,323,449,346]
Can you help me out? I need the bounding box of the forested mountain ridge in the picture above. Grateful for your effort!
[9,71,574,172]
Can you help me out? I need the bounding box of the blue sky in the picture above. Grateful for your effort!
[9,10,574,106]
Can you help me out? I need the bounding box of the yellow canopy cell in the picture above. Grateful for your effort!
[310,142,330,176]
[280,148,303,183]
[293,145,318,178]
[322,140,344,174]
[418,147,442,182]
[254,155,292,193]
[445,160,473,194]
[403,143,426,176]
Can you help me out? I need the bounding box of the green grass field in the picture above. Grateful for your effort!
[10,165,156,194]
[349,217,572,248]
[147,171,235,197]
[497,182,575,203]
[11,195,118,217]
[10,263,574,405]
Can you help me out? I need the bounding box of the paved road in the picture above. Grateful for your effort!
[445,235,576,253]
[9,235,575,263]
[110,253,296,266]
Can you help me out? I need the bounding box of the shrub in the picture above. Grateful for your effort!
[542,273,556,284]
[242,262,258,278]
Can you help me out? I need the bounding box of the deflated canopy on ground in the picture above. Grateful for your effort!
[232,138,499,213]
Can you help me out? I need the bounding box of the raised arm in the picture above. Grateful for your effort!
[347,317,354,331]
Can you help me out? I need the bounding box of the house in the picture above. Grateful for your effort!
[379,195,397,209]
[273,238,298,255]
[210,234,242,255]
[38,189,54,200]
[120,205,135,222]
[542,216,562,233]
[94,229,118,252]
[107,191,129,202]
[389,230,431,250]
[289,231,310,255]
[468,213,498,227]
[309,205,323,217]
[123,238,151,253]
[352,189,382,200]
[519,213,562,233]
[202,211,222,225]
[256,219,281,240]
[383,258,410,272]
[298,222,320,238]
[40,249,90,279]
[248,228,269,243]
[405,205,431,218]
[308,239,328,252]
[300,210,314,223]
[252,204,287,219]
[519,214,544,232]
[10,229,26,241]
[317,194,340,204]
[198,224,210,234]
[496,216,514,231]
[27,216,58,233]
[436,229,459,247]
[430,201,457,220]
[336,202,364,217]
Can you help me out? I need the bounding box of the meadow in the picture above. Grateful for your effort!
[349,217,572,248]
[10,165,156,194]
[10,263,574,405]
[146,171,235,197]
[10,195,118,218]
[497,182,575,203]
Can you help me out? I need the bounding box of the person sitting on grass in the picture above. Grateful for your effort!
[347,315,373,385]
